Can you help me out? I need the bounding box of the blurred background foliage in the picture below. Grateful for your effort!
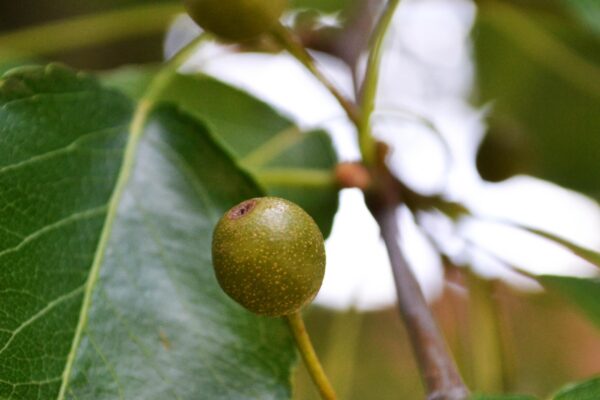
[295,276,600,399]
[473,0,600,198]
[1,0,599,398]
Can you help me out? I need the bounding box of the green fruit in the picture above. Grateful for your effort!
[212,197,326,316]
[183,0,288,41]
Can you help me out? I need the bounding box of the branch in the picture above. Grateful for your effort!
[366,160,469,400]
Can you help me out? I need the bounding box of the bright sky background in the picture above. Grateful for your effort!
[166,0,600,310]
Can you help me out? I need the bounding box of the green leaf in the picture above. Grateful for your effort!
[473,2,600,197]
[248,129,338,238]
[560,0,600,35]
[552,376,600,399]
[0,64,295,399]
[157,72,339,237]
[539,275,600,329]
[0,58,37,76]
[470,394,537,400]
[100,65,156,100]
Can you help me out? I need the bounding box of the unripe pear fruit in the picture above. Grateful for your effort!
[212,197,326,317]
[183,0,288,41]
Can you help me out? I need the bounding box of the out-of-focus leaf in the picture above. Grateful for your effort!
[552,376,600,399]
[158,72,339,237]
[0,58,37,75]
[539,276,600,329]
[250,129,338,238]
[100,64,156,100]
[0,64,295,399]
[560,0,600,35]
[161,73,291,156]
[473,1,600,198]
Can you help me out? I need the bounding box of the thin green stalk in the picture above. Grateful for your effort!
[0,3,183,58]
[270,24,362,128]
[286,312,337,400]
[145,34,209,102]
[359,0,402,165]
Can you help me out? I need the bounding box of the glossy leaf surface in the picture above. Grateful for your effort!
[0,64,295,399]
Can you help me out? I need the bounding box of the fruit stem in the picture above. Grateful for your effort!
[286,312,338,400]
[270,24,362,128]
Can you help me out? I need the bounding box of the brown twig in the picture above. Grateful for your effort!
[365,147,469,400]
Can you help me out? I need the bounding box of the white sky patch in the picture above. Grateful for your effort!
[316,189,396,310]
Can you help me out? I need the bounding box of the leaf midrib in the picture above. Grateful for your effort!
[56,100,152,399]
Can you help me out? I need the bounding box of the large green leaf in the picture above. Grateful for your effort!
[473,2,600,197]
[538,275,600,329]
[0,64,295,399]
[157,72,339,237]
[552,376,600,399]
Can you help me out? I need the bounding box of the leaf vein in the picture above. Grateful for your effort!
[0,285,85,357]
[0,206,108,258]
[56,100,151,399]
[0,124,127,175]
[86,332,124,400]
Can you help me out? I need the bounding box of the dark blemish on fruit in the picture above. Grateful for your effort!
[229,199,257,220]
